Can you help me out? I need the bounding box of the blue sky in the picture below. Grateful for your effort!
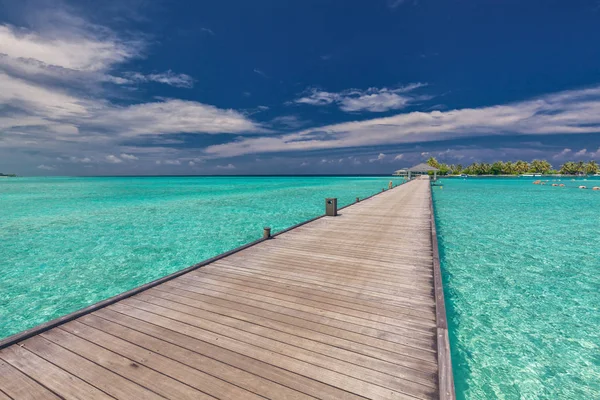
[1,0,600,175]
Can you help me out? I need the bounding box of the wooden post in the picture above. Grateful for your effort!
[325,198,338,216]
[263,227,271,239]
[356,197,360,202]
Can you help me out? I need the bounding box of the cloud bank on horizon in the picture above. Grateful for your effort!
[1,0,600,175]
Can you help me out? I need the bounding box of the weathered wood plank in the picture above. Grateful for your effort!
[40,328,215,400]
[21,335,165,400]
[94,308,362,400]
[0,345,113,400]
[0,359,61,400]
[118,297,436,399]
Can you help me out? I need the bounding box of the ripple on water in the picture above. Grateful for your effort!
[433,177,600,399]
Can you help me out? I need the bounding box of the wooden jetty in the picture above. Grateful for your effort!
[0,177,454,400]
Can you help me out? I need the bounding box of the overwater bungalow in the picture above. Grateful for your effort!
[394,163,440,180]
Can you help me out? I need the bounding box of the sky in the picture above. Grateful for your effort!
[1,0,600,175]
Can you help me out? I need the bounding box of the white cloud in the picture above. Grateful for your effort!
[204,85,600,158]
[120,153,138,160]
[295,84,427,113]
[37,164,55,170]
[201,28,215,36]
[105,155,122,163]
[394,154,404,160]
[164,160,181,165]
[97,100,263,137]
[58,156,92,163]
[0,23,139,72]
[216,163,236,169]
[574,149,587,156]
[369,153,386,162]
[300,161,309,166]
[553,148,572,159]
[124,70,194,88]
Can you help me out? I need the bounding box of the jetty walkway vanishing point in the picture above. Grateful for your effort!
[0,177,454,400]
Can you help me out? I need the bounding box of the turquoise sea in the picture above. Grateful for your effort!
[0,176,403,340]
[433,177,600,399]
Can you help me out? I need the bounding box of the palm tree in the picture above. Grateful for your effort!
[560,162,578,175]
[427,157,440,169]
[515,160,530,174]
[531,159,552,174]
[585,161,599,175]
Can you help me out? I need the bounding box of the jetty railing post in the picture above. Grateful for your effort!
[325,198,338,216]
[263,227,271,239]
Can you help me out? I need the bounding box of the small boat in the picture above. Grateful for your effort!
[460,174,469,178]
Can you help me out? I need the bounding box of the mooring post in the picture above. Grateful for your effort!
[325,198,338,216]
[263,227,271,239]
[356,197,360,203]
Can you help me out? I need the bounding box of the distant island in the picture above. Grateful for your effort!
[425,157,599,176]
[0,173,17,177]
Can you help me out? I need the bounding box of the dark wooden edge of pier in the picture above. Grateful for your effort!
[0,179,405,351]
[429,182,456,400]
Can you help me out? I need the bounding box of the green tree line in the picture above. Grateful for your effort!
[426,158,600,176]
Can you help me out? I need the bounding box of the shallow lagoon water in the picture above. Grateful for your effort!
[433,177,600,399]
[0,175,403,339]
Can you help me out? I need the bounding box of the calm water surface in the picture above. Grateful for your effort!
[433,177,600,399]
[0,175,403,339]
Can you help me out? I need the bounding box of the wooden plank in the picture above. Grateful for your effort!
[108,302,422,400]
[0,359,61,400]
[120,297,436,399]
[198,258,435,295]
[138,289,437,380]
[56,321,263,400]
[160,279,436,349]
[199,264,434,310]
[76,314,312,400]
[20,335,165,400]
[39,328,215,400]
[205,261,435,306]
[94,308,362,400]
[195,267,435,317]
[169,277,436,338]
[148,285,437,366]
[176,275,436,331]
[0,345,113,400]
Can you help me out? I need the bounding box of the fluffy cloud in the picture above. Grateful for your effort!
[369,153,386,162]
[120,153,138,160]
[394,154,404,160]
[0,23,138,72]
[105,155,123,163]
[295,83,427,112]
[204,85,600,158]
